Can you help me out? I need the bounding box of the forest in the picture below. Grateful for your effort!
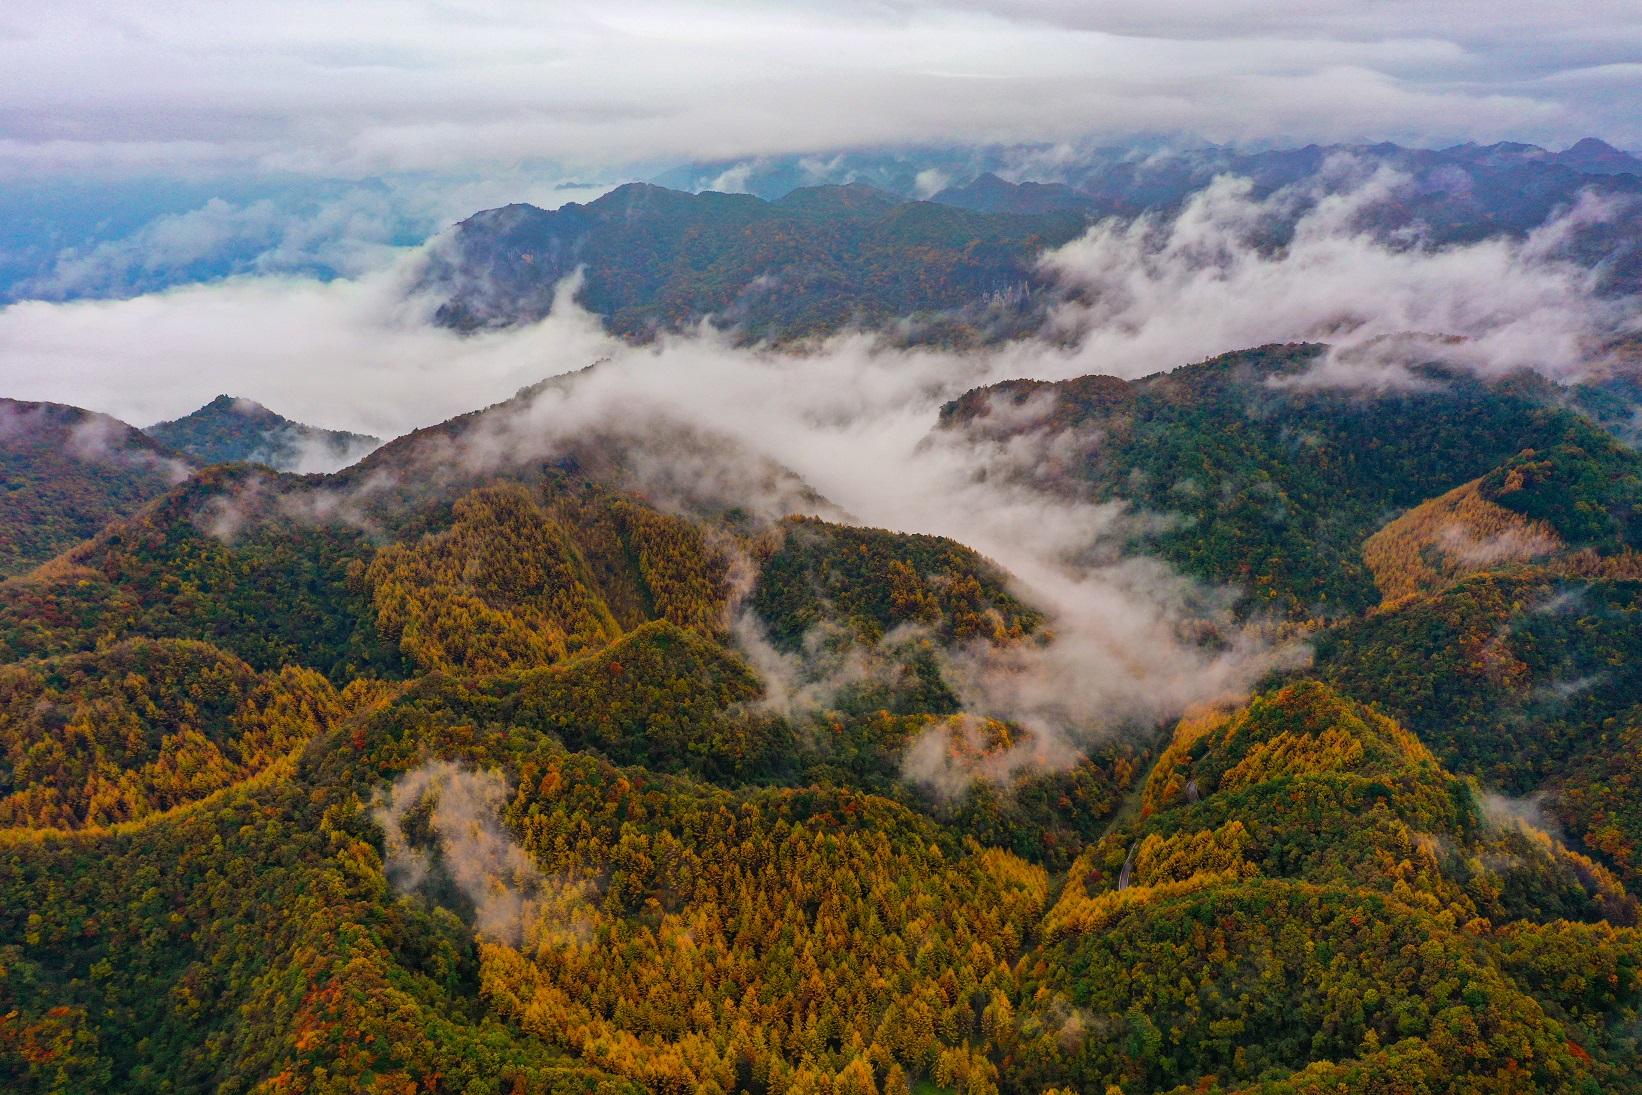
[3,343,1642,1094]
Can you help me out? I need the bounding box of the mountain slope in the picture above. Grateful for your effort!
[1363,440,1642,606]
[931,172,1107,215]
[0,464,399,677]
[936,345,1619,617]
[1020,681,1639,1093]
[0,638,347,830]
[0,398,192,577]
[663,137,1642,206]
[5,337,1642,1093]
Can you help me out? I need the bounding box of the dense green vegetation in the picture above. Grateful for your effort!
[1024,682,1640,1093]
[0,399,192,577]
[0,748,638,1094]
[0,466,398,679]
[1314,574,1642,792]
[0,638,346,830]
[1558,704,1642,886]
[752,516,1043,651]
[1478,441,1642,555]
[939,346,1623,617]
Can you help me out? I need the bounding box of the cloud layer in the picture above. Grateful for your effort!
[1043,165,1629,383]
[1,1,1638,181]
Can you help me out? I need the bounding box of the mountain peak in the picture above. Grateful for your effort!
[774,180,902,219]
[1566,136,1620,154]
[1556,136,1642,174]
[146,396,378,473]
[931,172,1096,215]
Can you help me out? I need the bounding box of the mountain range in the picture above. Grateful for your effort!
[419,181,1082,343]
[0,394,378,578]
[4,333,1642,1091]
[421,137,1642,344]
[7,132,1642,1093]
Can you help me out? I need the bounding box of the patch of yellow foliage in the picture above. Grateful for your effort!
[1364,477,1561,608]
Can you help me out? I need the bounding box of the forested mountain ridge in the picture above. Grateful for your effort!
[1026,681,1639,1093]
[418,135,1642,347]
[935,345,1639,617]
[933,345,1642,906]
[661,138,1642,298]
[418,182,1085,343]
[661,137,1642,211]
[5,341,1642,1092]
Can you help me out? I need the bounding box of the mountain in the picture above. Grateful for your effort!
[417,181,1087,342]
[1552,137,1642,175]
[930,172,1107,215]
[145,394,379,473]
[5,340,1642,1092]
[666,136,1642,213]
[421,137,1642,352]
[937,343,1642,901]
[1026,679,1636,1091]
[7,137,1638,313]
[935,344,1620,617]
[0,397,193,576]
[321,368,837,530]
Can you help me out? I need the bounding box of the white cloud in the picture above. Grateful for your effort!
[0,1,1637,181]
[1,168,1629,436]
[15,175,625,302]
[0,255,612,435]
[1042,167,1631,383]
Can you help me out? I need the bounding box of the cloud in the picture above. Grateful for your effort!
[375,761,595,947]
[1479,789,1566,843]
[899,713,1069,802]
[63,411,193,483]
[0,254,616,437]
[1439,522,1559,567]
[729,611,913,720]
[1042,165,1633,383]
[1,2,1639,182]
[8,174,625,303]
[914,168,952,198]
[4,167,1627,483]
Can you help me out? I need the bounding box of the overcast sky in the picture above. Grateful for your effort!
[2,0,1639,180]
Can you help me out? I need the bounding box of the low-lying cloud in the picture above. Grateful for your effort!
[8,175,623,305]
[1044,164,1633,384]
[4,169,1632,434]
[375,761,594,947]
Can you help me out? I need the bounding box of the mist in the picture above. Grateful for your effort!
[1044,164,1632,383]
[5,167,1631,436]
[375,761,593,947]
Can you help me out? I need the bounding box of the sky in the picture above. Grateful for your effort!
[2,1,1639,182]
